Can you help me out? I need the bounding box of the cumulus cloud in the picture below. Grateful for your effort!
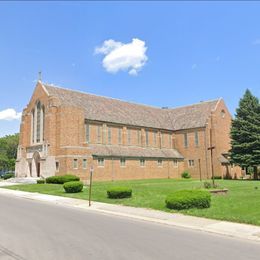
[95,38,148,75]
[0,109,22,121]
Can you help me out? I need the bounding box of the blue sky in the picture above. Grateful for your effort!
[0,1,260,137]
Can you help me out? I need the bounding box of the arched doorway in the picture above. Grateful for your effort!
[32,152,41,177]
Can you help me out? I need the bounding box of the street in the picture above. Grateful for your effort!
[0,194,259,260]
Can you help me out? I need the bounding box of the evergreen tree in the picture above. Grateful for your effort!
[230,89,260,179]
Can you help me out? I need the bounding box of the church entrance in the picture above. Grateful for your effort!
[32,152,41,177]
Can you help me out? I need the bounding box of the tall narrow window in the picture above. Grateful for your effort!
[145,130,149,146]
[127,129,131,145]
[169,134,172,148]
[32,110,35,143]
[42,106,45,141]
[184,133,188,148]
[86,124,90,143]
[98,158,104,167]
[140,159,145,167]
[153,132,157,146]
[195,131,199,147]
[73,159,78,169]
[137,130,141,145]
[188,159,195,167]
[120,158,126,167]
[157,159,162,166]
[83,159,87,169]
[97,125,101,143]
[161,133,164,147]
[118,128,122,144]
[108,127,111,144]
[36,102,41,142]
[173,160,178,167]
[55,161,60,172]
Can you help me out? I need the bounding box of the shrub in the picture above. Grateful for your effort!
[63,181,83,193]
[211,176,222,180]
[165,190,211,210]
[181,171,191,179]
[204,181,212,189]
[46,174,80,184]
[107,187,132,199]
[37,179,45,184]
[3,173,14,180]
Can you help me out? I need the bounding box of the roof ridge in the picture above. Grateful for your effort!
[42,82,220,111]
[42,82,164,111]
[168,98,222,110]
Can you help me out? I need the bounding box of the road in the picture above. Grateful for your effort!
[0,194,259,260]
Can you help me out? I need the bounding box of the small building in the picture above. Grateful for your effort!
[15,81,242,181]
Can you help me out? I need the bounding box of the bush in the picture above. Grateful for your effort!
[204,181,212,189]
[46,174,80,184]
[37,179,45,184]
[165,190,211,210]
[107,187,132,199]
[181,171,191,179]
[3,173,14,180]
[211,176,222,180]
[63,181,83,193]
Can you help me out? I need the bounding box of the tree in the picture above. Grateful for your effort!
[0,133,19,172]
[230,89,260,179]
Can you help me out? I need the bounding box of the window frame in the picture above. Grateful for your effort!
[73,159,78,169]
[157,159,163,167]
[184,133,188,148]
[120,158,126,167]
[188,159,195,167]
[140,159,145,167]
[82,158,87,169]
[98,158,105,167]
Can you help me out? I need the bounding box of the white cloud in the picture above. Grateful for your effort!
[252,39,260,45]
[95,38,148,75]
[191,63,197,70]
[0,109,22,121]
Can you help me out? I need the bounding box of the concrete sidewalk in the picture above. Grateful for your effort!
[0,187,260,243]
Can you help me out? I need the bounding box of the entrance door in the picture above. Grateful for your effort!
[37,162,40,177]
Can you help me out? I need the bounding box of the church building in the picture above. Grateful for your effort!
[15,81,242,181]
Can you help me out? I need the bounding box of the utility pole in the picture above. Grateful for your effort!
[89,166,94,207]
[208,128,215,185]
[198,158,202,181]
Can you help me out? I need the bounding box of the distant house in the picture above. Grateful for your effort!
[15,81,242,180]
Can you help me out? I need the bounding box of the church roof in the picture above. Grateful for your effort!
[42,82,220,131]
[89,145,184,159]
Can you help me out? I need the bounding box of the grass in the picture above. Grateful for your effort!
[4,179,260,226]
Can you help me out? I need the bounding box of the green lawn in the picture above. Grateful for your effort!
[4,179,260,226]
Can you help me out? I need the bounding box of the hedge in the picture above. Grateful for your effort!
[3,173,14,180]
[165,190,211,210]
[63,181,83,193]
[37,179,45,184]
[107,187,132,199]
[46,174,79,184]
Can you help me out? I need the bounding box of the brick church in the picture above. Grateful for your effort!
[15,81,242,181]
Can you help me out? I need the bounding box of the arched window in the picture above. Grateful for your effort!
[31,101,45,144]
[36,101,41,142]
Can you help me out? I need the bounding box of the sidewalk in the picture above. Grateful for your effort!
[0,187,260,243]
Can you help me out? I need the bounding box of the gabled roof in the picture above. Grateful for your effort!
[42,82,220,131]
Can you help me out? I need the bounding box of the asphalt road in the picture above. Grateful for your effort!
[0,194,260,260]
